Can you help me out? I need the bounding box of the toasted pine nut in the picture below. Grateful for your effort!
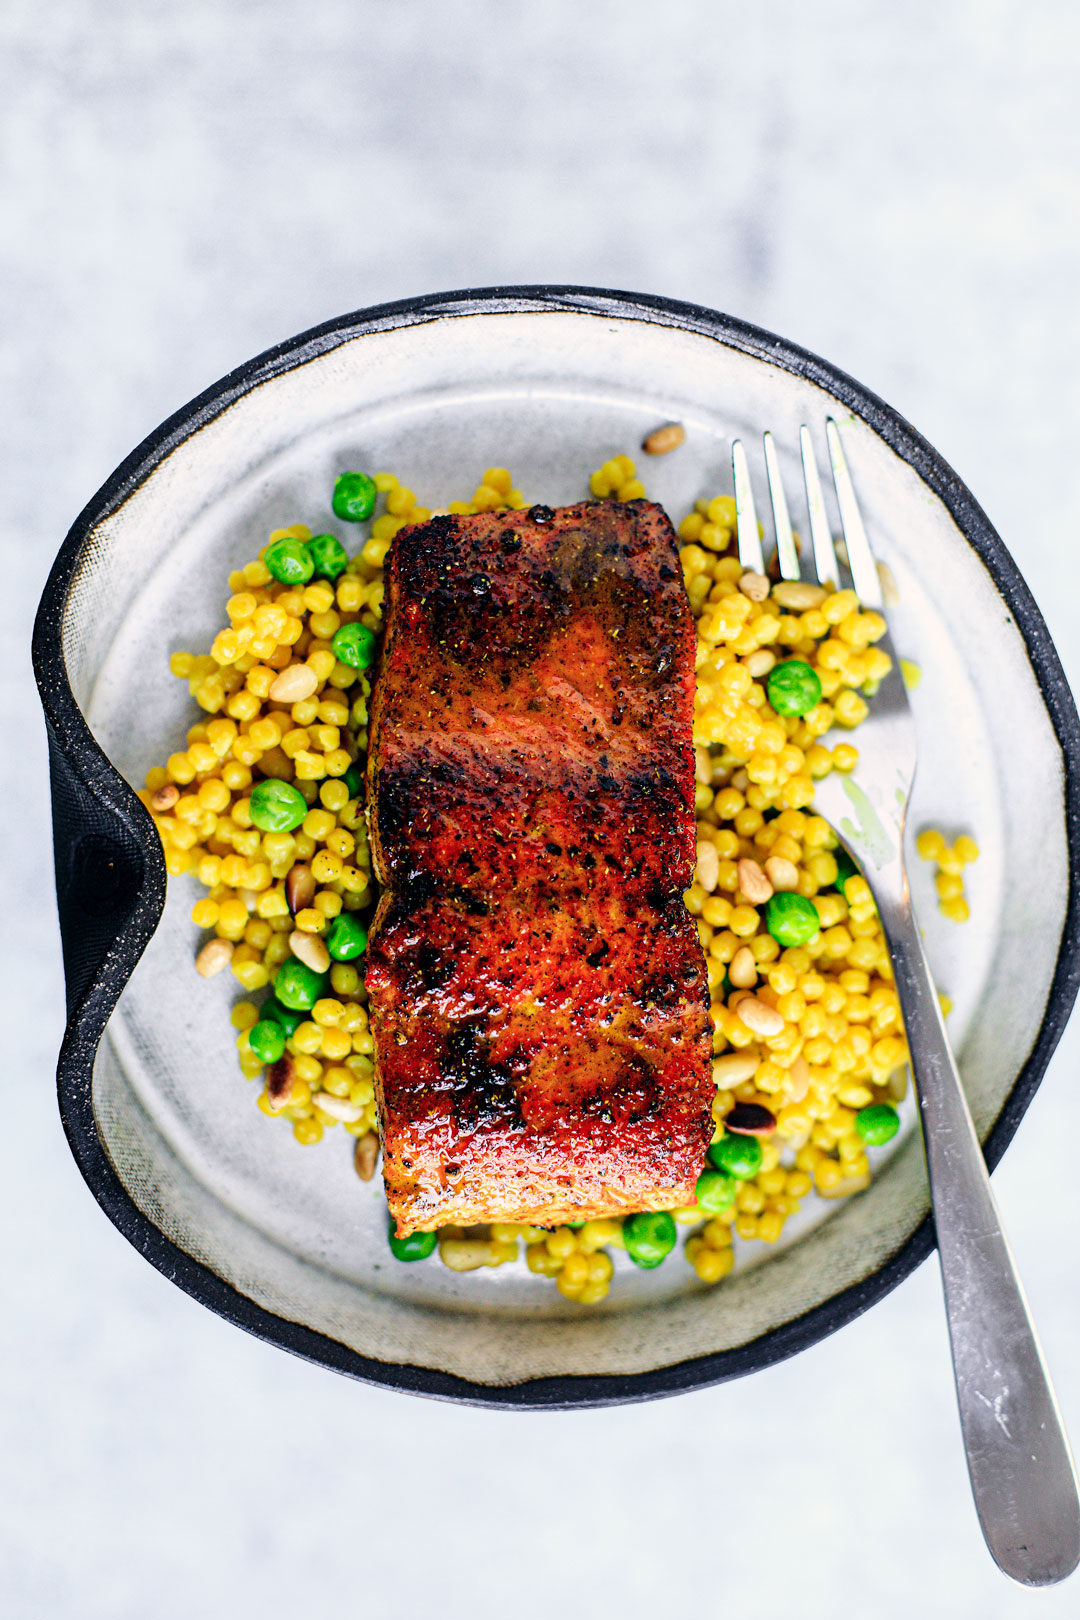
[290,929,330,973]
[195,938,234,977]
[786,1055,811,1103]
[285,863,316,914]
[738,571,770,602]
[725,1101,776,1136]
[764,855,799,891]
[642,422,686,455]
[771,581,826,610]
[694,746,712,786]
[743,650,776,679]
[313,1091,364,1122]
[737,858,773,905]
[269,663,319,704]
[731,768,750,792]
[354,1133,379,1181]
[696,840,720,893]
[877,560,900,607]
[711,1051,761,1087]
[735,996,785,1038]
[150,783,179,812]
[266,1054,296,1109]
[817,1171,871,1200]
[728,946,758,989]
[439,1238,510,1272]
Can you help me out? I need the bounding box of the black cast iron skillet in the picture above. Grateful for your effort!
[32,286,1080,1406]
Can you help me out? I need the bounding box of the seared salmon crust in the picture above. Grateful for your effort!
[366,500,713,1233]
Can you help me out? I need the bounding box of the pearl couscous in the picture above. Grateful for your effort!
[139,443,973,1304]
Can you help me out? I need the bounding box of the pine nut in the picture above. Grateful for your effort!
[728,946,758,989]
[696,840,720,893]
[711,1051,761,1087]
[764,855,799,891]
[731,768,750,792]
[285,863,316,914]
[266,1054,296,1110]
[150,783,179,811]
[817,1171,871,1200]
[735,996,785,1038]
[439,1238,505,1272]
[772,581,826,610]
[313,1091,364,1122]
[737,858,773,905]
[786,1055,811,1103]
[725,1101,777,1136]
[354,1133,379,1181]
[743,650,775,679]
[738,571,770,602]
[877,561,900,606]
[642,422,686,456]
[290,929,329,973]
[269,663,319,704]
[195,938,234,977]
[888,1066,909,1102]
[694,746,712,786]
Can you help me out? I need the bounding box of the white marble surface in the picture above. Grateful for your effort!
[4,1,1080,1614]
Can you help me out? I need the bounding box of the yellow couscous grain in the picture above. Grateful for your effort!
[916,825,979,922]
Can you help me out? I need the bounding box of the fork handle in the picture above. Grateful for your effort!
[879,896,1080,1585]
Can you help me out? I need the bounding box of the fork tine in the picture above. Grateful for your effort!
[731,440,765,573]
[763,432,800,580]
[825,418,882,607]
[800,425,839,588]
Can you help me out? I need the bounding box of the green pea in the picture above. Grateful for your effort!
[273,959,328,1011]
[623,1211,677,1269]
[707,1134,763,1180]
[260,997,303,1035]
[332,622,378,670]
[333,472,378,523]
[833,847,858,895]
[344,763,365,800]
[248,1020,286,1065]
[264,536,315,586]
[855,1103,900,1146]
[249,779,308,833]
[695,1169,737,1213]
[327,913,368,962]
[388,1219,439,1261]
[764,891,820,948]
[308,532,348,580]
[766,659,823,717]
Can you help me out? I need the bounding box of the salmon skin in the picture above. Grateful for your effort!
[366,499,713,1233]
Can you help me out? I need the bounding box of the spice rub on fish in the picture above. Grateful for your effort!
[366,500,713,1233]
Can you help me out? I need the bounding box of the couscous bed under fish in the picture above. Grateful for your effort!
[137,447,978,1300]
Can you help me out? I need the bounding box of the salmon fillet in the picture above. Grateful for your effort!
[365,499,713,1233]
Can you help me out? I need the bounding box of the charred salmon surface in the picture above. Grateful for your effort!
[366,500,713,1233]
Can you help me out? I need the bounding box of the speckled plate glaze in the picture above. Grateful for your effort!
[33,288,1080,1406]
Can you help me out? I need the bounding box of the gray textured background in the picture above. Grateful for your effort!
[5,2,1080,1615]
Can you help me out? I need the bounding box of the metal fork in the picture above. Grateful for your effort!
[731,421,1080,1587]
